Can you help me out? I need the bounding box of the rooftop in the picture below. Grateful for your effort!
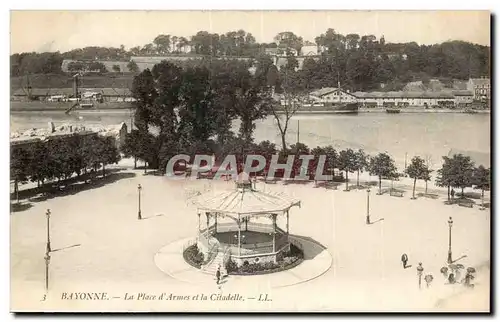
[195,182,301,217]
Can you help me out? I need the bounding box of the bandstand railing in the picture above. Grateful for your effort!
[202,240,219,267]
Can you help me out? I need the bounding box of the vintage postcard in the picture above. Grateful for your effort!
[10,10,491,312]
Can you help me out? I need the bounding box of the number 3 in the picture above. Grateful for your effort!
[41,294,46,301]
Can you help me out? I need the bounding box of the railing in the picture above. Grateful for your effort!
[222,246,231,267]
[202,240,219,268]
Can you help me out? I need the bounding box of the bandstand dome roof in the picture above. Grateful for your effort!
[194,173,301,217]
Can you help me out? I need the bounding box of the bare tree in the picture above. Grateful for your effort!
[270,68,304,152]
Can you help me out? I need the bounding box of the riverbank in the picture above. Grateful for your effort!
[10,101,134,112]
[11,101,490,115]
[359,107,490,114]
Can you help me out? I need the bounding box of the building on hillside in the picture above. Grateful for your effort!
[452,90,474,107]
[302,41,318,56]
[467,77,490,101]
[352,91,455,108]
[309,87,358,103]
[265,48,279,56]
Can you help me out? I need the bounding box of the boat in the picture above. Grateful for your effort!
[386,108,401,114]
[293,77,359,115]
[464,108,479,114]
[79,102,94,109]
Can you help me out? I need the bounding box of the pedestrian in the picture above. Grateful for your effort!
[448,273,456,284]
[216,265,221,285]
[416,263,424,289]
[401,253,408,269]
[424,274,433,288]
[464,272,475,288]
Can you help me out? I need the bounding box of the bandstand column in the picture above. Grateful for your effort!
[238,216,242,256]
[214,214,218,233]
[286,210,290,241]
[197,213,201,239]
[272,214,277,253]
[206,213,210,233]
[245,217,248,231]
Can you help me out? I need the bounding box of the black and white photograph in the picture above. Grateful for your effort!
[9,10,491,312]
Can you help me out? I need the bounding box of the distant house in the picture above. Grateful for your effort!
[452,90,474,106]
[301,41,318,56]
[309,87,358,104]
[265,48,279,56]
[467,77,490,101]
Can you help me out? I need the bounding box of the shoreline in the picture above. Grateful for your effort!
[10,107,491,115]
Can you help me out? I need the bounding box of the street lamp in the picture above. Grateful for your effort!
[447,216,453,264]
[44,252,51,291]
[46,209,51,254]
[137,184,142,220]
[366,188,371,225]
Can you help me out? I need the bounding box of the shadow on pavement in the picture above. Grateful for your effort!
[289,234,327,260]
[12,170,136,208]
[10,202,33,213]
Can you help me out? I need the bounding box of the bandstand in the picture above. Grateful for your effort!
[194,173,301,268]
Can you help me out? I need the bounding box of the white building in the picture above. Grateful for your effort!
[352,91,456,108]
[309,87,358,104]
[467,77,490,101]
[301,41,318,56]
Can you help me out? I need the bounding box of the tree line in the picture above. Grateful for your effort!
[11,28,489,91]
[10,134,120,202]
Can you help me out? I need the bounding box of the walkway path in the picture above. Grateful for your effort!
[154,235,333,289]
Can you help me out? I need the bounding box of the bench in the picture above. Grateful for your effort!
[390,190,404,197]
[459,202,474,208]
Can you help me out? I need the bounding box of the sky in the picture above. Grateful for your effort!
[10,10,490,54]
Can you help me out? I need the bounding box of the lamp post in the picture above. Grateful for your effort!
[44,252,51,291]
[137,184,142,220]
[366,188,371,225]
[46,209,51,254]
[447,216,453,264]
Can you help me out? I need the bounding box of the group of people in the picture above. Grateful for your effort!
[401,253,475,289]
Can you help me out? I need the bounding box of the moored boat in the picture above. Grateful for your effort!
[386,108,401,114]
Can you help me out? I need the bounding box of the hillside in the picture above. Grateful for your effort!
[10,74,135,92]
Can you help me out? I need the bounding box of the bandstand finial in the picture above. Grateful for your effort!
[235,172,253,190]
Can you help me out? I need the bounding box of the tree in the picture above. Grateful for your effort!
[353,149,369,187]
[121,130,142,168]
[449,154,475,198]
[271,68,304,152]
[473,165,490,209]
[127,61,139,73]
[112,64,121,73]
[274,31,304,56]
[368,152,398,194]
[323,146,338,180]
[10,145,31,202]
[153,34,171,54]
[337,149,357,191]
[405,156,432,199]
[97,136,121,177]
[436,156,453,202]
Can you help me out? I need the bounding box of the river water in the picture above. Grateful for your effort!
[10,110,490,170]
